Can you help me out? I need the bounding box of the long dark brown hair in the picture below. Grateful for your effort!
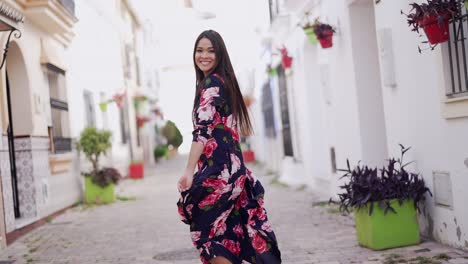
[192,30,252,136]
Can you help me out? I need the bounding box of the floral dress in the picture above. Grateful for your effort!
[177,73,282,264]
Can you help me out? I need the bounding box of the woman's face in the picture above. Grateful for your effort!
[195,37,216,76]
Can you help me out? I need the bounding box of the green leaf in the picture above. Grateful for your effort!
[205,78,212,86]
[208,159,214,166]
[216,124,225,129]
[223,136,228,142]
[207,187,214,193]
[202,205,213,211]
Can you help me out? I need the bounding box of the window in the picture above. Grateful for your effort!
[119,106,128,144]
[262,82,277,138]
[83,91,96,127]
[445,8,468,97]
[277,66,294,157]
[47,66,71,153]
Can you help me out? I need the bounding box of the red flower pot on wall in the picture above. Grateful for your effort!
[318,30,334,49]
[418,14,450,45]
[279,47,293,69]
[129,163,144,179]
[242,150,256,163]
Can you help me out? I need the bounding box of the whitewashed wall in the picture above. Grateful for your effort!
[257,0,468,250]
[68,0,130,175]
[375,0,468,249]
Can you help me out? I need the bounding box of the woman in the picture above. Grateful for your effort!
[177,30,282,264]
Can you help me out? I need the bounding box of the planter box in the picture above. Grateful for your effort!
[242,150,256,163]
[129,163,144,179]
[355,199,419,250]
[84,176,115,204]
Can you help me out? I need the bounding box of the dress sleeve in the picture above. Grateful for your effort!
[192,75,226,145]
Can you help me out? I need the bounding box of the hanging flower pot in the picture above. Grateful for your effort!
[418,13,450,45]
[136,116,150,128]
[317,30,334,49]
[243,95,254,108]
[402,1,458,49]
[311,18,336,49]
[99,102,108,112]
[112,92,126,109]
[303,27,318,45]
[279,47,293,69]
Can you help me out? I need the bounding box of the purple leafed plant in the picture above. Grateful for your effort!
[336,145,432,216]
[84,167,122,188]
[311,18,335,39]
[402,0,460,33]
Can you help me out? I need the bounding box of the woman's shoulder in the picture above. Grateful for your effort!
[203,73,225,88]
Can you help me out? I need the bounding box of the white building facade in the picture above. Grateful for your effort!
[254,0,468,249]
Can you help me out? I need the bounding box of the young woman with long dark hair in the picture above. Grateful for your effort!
[177,30,282,264]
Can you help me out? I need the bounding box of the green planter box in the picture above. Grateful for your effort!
[354,199,420,250]
[84,176,115,204]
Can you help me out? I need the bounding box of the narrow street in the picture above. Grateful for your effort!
[0,155,467,264]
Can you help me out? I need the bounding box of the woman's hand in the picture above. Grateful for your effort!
[178,169,194,192]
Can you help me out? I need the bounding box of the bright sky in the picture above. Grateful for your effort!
[131,0,270,153]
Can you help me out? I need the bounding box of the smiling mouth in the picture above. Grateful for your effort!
[199,62,213,67]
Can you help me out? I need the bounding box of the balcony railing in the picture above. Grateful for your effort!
[58,0,75,17]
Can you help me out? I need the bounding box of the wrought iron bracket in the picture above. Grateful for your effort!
[0,28,22,70]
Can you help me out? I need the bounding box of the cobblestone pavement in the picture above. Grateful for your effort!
[0,155,467,264]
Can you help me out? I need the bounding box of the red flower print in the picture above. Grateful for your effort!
[203,138,218,158]
[222,239,241,256]
[233,224,245,238]
[256,208,267,221]
[229,175,246,201]
[235,189,248,209]
[252,233,268,254]
[261,221,273,232]
[186,204,194,218]
[230,153,241,174]
[178,204,186,222]
[198,192,221,209]
[197,104,216,122]
[191,231,201,242]
[202,178,226,190]
[209,221,227,238]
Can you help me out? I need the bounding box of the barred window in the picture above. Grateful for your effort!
[277,66,294,157]
[444,8,468,97]
[47,66,71,153]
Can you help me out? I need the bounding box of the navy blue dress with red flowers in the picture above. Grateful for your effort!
[177,74,282,264]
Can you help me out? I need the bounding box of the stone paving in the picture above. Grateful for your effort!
[0,155,467,264]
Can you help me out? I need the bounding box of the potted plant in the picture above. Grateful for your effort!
[129,160,144,179]
[153,145,169,162]
[76,127,121,204]
[241,142,256,163]
[279,47,293,69]
[243,95,254,108]
[402,0,459,46]
[266,65,278,77]
[136,115,150,128]
[311,18,336,49]
[336,145,431,250]
[300,13,319,45]
[112,92,126,109]
[161,120,183,157]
